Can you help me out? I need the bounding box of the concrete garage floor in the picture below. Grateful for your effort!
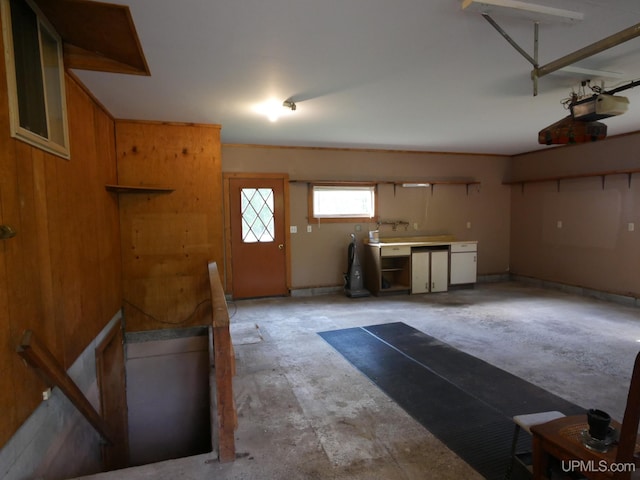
[75,281,640,480]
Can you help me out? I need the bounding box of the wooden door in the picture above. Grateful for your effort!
[226,175,289,299]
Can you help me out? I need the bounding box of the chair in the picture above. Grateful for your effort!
[505,410,566,479]
[530,350,640,480]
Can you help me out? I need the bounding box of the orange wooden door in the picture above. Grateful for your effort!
[228,176,288,298]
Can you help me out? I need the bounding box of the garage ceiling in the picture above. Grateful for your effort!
[72,0,640,155]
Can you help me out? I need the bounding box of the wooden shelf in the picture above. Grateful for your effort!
[105,184,174,194]
[503,168,640,190]
[290,179,480,186]
[392,180,480,196]
[392,180,480,186]
[290,179,480,195]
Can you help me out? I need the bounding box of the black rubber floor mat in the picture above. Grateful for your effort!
[364,322,585,419]
[318,322,584,480]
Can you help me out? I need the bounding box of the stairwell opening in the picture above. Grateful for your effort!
[124,326,213,466]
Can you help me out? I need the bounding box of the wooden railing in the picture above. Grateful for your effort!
[17,330,115,445]
[208,261,237,462]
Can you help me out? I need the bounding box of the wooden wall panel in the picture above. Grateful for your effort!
[94,105,122,326]
[115,120,223,332]
[0,139,21,449]
[7,142,55,428]
[0,6,17,443]
[57,77,103,365]
[0,61,122,448]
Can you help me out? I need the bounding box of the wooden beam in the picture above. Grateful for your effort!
[534,23,640,80]
[17,330,115,445]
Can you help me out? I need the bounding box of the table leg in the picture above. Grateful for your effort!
[532,435,550,480]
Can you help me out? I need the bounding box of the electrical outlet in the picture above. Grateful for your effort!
[557,220,563,229]
[413,223,419,230]
[42,388,52,401]
[466,221,471,229]
[629,222,635,232]
[290,226,297,234]
[307,225,312,233]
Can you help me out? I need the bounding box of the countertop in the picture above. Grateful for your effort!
[364,235,477,248]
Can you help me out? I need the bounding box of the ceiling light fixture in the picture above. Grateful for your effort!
[253,98,297,122]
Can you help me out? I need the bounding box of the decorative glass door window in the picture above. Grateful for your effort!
[241,188,275,243]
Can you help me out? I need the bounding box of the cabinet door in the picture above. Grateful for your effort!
[411,251,430,294]
[450,252,477,284]
[431,251,449,292]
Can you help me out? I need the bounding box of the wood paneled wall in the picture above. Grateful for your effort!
[0,70,122,446]
[114,120,223,332]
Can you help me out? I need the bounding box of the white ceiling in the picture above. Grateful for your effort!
[73,0,640,156]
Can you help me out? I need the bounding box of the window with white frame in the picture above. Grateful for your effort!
[1,0,69,158]
[309,183,378,222]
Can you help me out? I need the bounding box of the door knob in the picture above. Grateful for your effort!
[278,244,284,250]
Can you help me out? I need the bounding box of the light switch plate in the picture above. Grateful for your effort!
[290,226,297,233]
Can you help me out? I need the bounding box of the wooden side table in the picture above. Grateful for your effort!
[531,415,638,480]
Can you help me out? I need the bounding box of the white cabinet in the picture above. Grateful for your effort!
[365,239,478,296]
[411,251,429,294]
[431,251,448,292]
[412,250,448,294]
[450,242,477,285]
